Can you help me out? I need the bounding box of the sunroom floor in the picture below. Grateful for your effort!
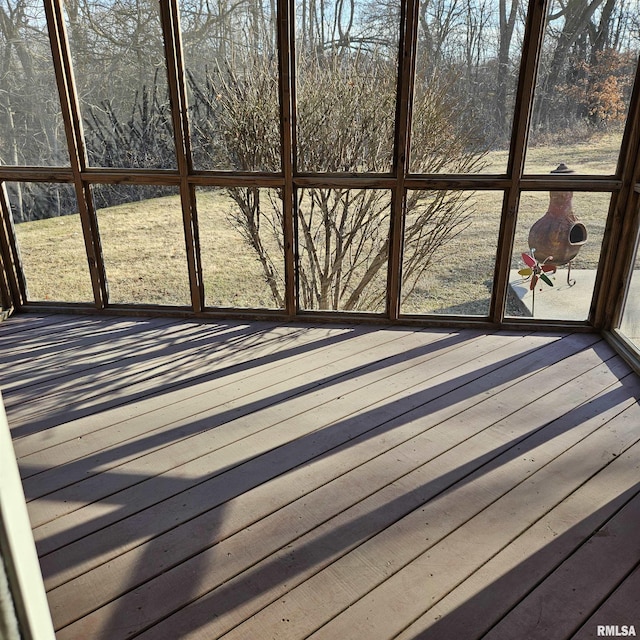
[2,313,640,640]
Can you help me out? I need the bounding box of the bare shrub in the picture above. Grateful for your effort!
[190,51,488,310]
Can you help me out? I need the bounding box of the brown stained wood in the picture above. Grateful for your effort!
[45,340,625,636]
[519,177,622,191]
[0,168,75,182]
[0,319,175,379]
[276,0,296,316]
[605,329,640,377]
[398,412,640,640]
[386,0,418,320]
[483,488,640,640]
[81,170,182,185]
[0,182,26,305]
[0,316,176,383]
[171,354,631,640]
[293,175,397,189]
[160,0,203,313]
[0,266,12,311]
[5,320,322,425]
[11,321,362,457]
[19,330,580,516]
[3,316,639,640]
[45,336,604,637]
[29,330,527,534]
[302,364,639,640]
[32,332,559,583]
[395,401,640,640]
[30,332,567,567]
[505,0,547,182]
[0,313,68,341]
[66,168,581,187]
[44,0,108,310]
[491,0,547,324]
[19,327,439,493]
[3,320,262,416]
[33,330,552,580]
[571,565,640,639]
[5,320,318,430]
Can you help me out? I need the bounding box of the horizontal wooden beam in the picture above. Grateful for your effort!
[0,168,621,194]
[0,168,75,183]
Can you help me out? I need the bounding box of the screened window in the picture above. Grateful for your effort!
[1,0,640,354]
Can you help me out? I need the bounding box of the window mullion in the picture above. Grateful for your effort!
[44,0,108,309]
[0,182,24,308]
[388,0,419,321]
[490,0,549,323]
[277,0,297,316]
[160,0,204,312]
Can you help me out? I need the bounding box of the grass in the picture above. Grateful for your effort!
[11,132,627,315]
[13,190,278,307]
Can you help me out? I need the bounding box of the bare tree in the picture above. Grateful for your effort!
[496,0,519,134]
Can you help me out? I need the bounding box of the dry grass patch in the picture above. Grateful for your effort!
[11,134,624,314]
[197,190,283,309]
[13,215,94,303]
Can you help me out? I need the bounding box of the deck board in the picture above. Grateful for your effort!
[2,314,639,640]
[571,564,640,639]
[18,325,433,486]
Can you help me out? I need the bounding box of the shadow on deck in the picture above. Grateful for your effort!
[2,314,639,640]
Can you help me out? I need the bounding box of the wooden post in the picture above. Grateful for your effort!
[490,0,548,323]
[387,0,419,320]
[0,182,23,309]
[44,0,108,309]
[277,0,297,316]
[161,0,204,313]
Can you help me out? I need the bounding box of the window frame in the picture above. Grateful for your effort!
[0,0,637,344]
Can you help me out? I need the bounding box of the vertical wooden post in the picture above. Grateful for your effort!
[0,182,24,308]
[161,0,204,312]
[490,0,548,323]
[387,0,418,321]
[278,0,297,316]
[0,242,10,311]
[44,0,108,309]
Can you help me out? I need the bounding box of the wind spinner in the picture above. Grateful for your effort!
[518,249,556,316]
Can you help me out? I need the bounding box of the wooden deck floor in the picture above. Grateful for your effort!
[2,314,640,640]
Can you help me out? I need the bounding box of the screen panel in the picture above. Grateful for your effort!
[181,0,280,172]
[92,185,190,306]
[524,0,640,175]
[294,0,400,173]
[296,188,391,313]
[507,187,611,321]
[401,190,503,316]
[63,0,176,169]
[410,0,524,174]
[0,0,69,167]
[7,182,93,302]
[197,187,285,309]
